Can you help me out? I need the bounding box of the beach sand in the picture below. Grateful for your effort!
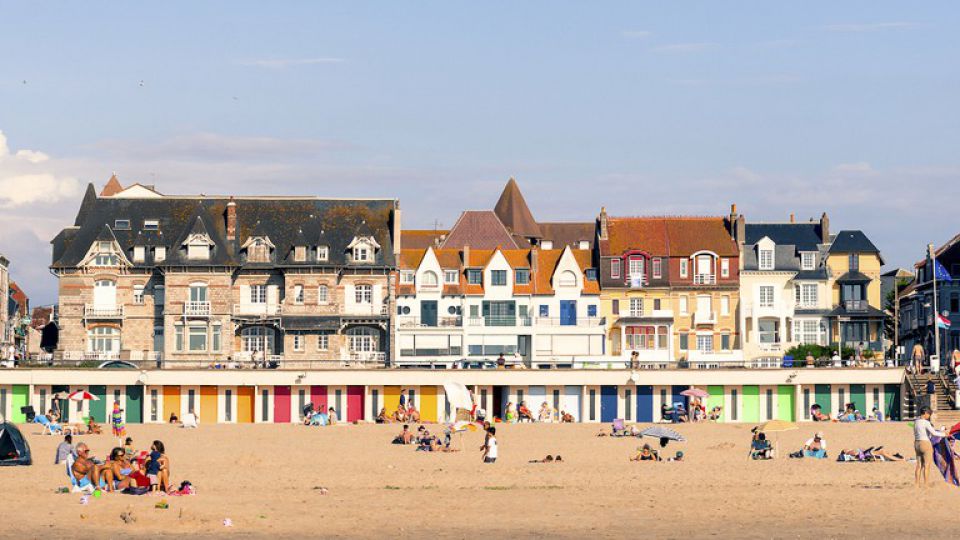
[3,421,959,538]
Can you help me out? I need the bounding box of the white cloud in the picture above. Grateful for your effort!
[652,42,717,53]
[0,131,80,208]
[821,22,920,33]
[236,57,346,68]
[621,30,652,39]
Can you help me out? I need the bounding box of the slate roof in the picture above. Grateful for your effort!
[744,223,823,252]
[829,230,880,254]
[440,211,519,250]
[51,183,397,270]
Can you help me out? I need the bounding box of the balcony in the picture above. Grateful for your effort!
[534,317,605,327]
[693,274,716,285]
[183,301,211,317]
[348,351,387,364]
[343,304,390,317]
[843,300,868,312]
[397,316,463,328]
[84,304,124,319]
[466,316,532,327]
[693,310,717,325]
[233,303,282,317]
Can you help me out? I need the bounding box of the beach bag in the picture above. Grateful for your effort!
[122,486,150,495]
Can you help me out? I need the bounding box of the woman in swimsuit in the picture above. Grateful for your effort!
[107,447,135,491]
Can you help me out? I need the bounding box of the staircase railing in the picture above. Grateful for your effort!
[937,370,956,410]
[903,375,920,420]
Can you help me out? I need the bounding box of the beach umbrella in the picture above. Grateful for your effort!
[680,388,709,399]
[639,426,686,442]
[757,420,797,458]
[68,390,99,401]
[442,381,473,412]
[51,392,70,400]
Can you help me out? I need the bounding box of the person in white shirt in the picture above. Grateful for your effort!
[913,406,946,487]
[482,427,498,463]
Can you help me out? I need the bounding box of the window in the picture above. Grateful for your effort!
[318,333,329,351]
[355,284,373,304]
[588,305,597,317]
[679,295,688,314]
[803,389,811,420]
[292,284,304,304]
[401,270,415,284]
[759,286,775,308]
[133,284,145,304]
[515,269,530,285]
[848,253,859,271]
[317,246,329,261]
[114,219,131,230]
[758,320,779,344]
[654,298,661,310]
[679,259,688,278]
[187,241,209,260]
[467,269,482,285]
[629,298,643,317]
[800,284,818,307]
[346,326,379,353]
[133,246,145,262]
[794,320,824,345]
[721,258,730,277]
[652,258,662,279]
[293,334,304,352]
[444,270,459,284]
[242,326,275,353]
[628,258,645,284]
[625,325,668,350]
[248,238,270,262]
[720,295,730,315]
[759,249,774,270]
[262,390,269,422]
[625,389,632,421]
[801,252,815,270]
[353,245,370,262]
[250,284,266,304]
[679,333,689,350]
[188,325,207,351]
[150,389,158,422]
[175,325,184,351]
[541,240,553,249]
[611,299,619,315]
[721,333,731,350]
[144,220,159,231]
[93,242,118,266]
[318,285,329,304]
[589,389,596,421]
[697,335,714,352]
[611,259,621,278]
[539,305,549,317]
[952,294,960,314]
[189,283,207,303]
[578,240,590,250]
[294,246,307,262]
[558,270,577,287]
[585,268,597,281]
[421,271,439,287]
[490,270,507,286]
[154,246,166,262]
[88,326,120,352]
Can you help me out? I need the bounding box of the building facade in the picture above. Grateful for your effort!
[395,246,604,368]
[739,214,832,362]
[50,180,399,367]
[825,230,885,356]
[898,235,960,364]
[0,253,9,353]
[598,209,742,367]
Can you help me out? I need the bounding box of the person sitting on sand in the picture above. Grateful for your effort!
[145,440,170,492]
[505,402,517,423]
[675,404,689,423]
[86,415,103,435]
[869,407,885,422]
[631,444,660,462]
[538,402,551,423]
[708,406,723,421]
[328,407,338,425]
[393,424,414,445]
[376,408,388,424]
[107,447,136,491]
[406,405,421,423]
[168,412,179,424]
[750,432,773,460]
[810,404,830,422]
[518,401,534,422]
[561,411,574,423]
[660,403,673,423]
[667,451,684,462]
[123,437,136,460]
[72,443,110,490]
[803,432,827,458]
[393,404,406,423]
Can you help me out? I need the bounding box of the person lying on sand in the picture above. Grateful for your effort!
[667,451,684,462]
[837,447,904,461]
[529,455,561,463]
[631,444,660,462]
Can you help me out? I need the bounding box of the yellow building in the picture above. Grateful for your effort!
[825,230,885,355]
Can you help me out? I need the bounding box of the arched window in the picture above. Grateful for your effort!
[421,271,439,287]
[558,270,577,287]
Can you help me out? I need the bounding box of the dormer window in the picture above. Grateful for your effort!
[143,220,159,231]
[294,246,307,262]
[247,238,270,263]
[759,248,774,270]
[317,246,329,261]
[444,270,459,284]
[133,246,145,263]
[354,246,370,262]
[541,240,554,249]
[515,268,530,285]
[401,270,415,284]
[801,252,816,271]
[347,236,380,264]
[114,219,130,230]
[93,242,119,266]
[184,233,214,261]
[154,246,166,262]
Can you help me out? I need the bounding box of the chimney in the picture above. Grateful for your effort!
[789,213,795,223]
[737,214,745,244]
[728,204,741,242]
[819,212,830,244]
[530,246,539,274]
[599,207,609,241]
[463,245,470,268]
[225,197,237,242]
[392,201,402,256]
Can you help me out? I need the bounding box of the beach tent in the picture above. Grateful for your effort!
[0,422,32,466]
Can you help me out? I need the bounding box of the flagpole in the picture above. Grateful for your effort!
[930,243,940,369]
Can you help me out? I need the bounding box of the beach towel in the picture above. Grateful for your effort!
[931,436,960,487]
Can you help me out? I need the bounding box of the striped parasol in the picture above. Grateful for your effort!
[68,390,99,401]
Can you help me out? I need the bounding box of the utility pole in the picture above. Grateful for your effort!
[930,243,941,371]
[894,276,900,363]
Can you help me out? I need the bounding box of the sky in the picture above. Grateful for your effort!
[1,2,958,305]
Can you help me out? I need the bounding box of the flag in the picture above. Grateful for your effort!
[934,258,953,282]
[937,313,951,329]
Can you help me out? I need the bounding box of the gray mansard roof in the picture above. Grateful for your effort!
[742,222,826,272]
[51,183,398,270]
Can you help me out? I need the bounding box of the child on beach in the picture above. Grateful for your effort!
[482,427,498,463]
[123,437,136,459]
[111,401,125,438]
[145,440,170,493]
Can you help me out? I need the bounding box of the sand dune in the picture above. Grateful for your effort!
[3,421,959,538]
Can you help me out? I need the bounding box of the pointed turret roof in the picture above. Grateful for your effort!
[100,174,123,196]
[74,183,98,226]
[494,177,541,240]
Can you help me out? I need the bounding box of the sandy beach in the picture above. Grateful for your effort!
[3,421,959,539]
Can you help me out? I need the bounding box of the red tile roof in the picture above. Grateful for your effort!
[440,211,518,250]
[401,229,447,250]
[603,216,736,257]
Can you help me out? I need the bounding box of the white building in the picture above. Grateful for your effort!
[395,246,605,368]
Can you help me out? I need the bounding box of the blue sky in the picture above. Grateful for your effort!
[1,2,958,304]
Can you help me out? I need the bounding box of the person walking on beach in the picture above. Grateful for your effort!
[914,406,946,487]
[482,426,498,463]
[399,389,407,410]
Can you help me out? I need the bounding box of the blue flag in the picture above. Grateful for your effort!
[934,258,953,283]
